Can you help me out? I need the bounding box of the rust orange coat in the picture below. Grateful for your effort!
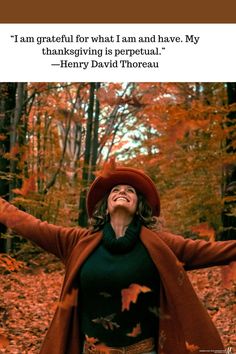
[0,199,236,354]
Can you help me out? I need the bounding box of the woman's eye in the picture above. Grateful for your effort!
[127,188,135,193]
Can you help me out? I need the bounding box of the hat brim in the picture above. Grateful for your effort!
[86,167,160,218]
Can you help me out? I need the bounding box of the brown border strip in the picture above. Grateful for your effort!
[1,0,236,23]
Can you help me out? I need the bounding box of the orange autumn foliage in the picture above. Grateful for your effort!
[2,82,232,240]
[0,331,9,349]
[97,87,118,106]
[221,261,236,289]
[0,254,26,273]
[191,222,215,242]
[167,118,209,144]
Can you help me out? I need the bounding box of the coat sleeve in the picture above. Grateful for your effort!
[0,198,90,263]
[159,231,236,270]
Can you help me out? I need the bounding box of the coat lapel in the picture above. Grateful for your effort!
[140,226,224,354]
[40,230,103,354]
[62,230,103,296]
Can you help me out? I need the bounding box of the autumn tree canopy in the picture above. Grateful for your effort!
[0,82,235,252]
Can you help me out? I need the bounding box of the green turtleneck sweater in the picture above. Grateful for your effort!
[79,219,160,347]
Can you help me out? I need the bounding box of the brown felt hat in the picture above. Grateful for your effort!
[86,166,160,218]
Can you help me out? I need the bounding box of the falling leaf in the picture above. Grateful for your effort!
[10,143,20,157]
[12,176,36,197]
[85,335,98,345]
[95,157,117,178]
[127,323,141,337]
[0,134,7,141]
[148,306,171,319]
[185,341,200,353]
[92,314,120,330]
[121,283,151,311]
[84,336,110,354]
[148,306,159,317]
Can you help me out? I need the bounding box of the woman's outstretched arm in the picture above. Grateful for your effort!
[0,198,90,263]
[159,230,236,270]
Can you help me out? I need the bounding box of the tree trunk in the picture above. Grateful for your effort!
[220,83,236,240]
[9,82,26,194]
[0,83,17,252]
[78,83,96,226]
[90,82,101,180]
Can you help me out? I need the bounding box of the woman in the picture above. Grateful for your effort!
[0,165,235,354]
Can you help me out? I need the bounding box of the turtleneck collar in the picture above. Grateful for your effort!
[102,217,142,254]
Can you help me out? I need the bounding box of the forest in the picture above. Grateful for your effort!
[0,82,235,352]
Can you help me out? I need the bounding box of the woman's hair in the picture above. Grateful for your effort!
[88,191,161,232]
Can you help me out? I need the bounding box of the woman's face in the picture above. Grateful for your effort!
[107,184,138,217]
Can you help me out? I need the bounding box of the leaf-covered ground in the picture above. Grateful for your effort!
[0,254,235,353]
